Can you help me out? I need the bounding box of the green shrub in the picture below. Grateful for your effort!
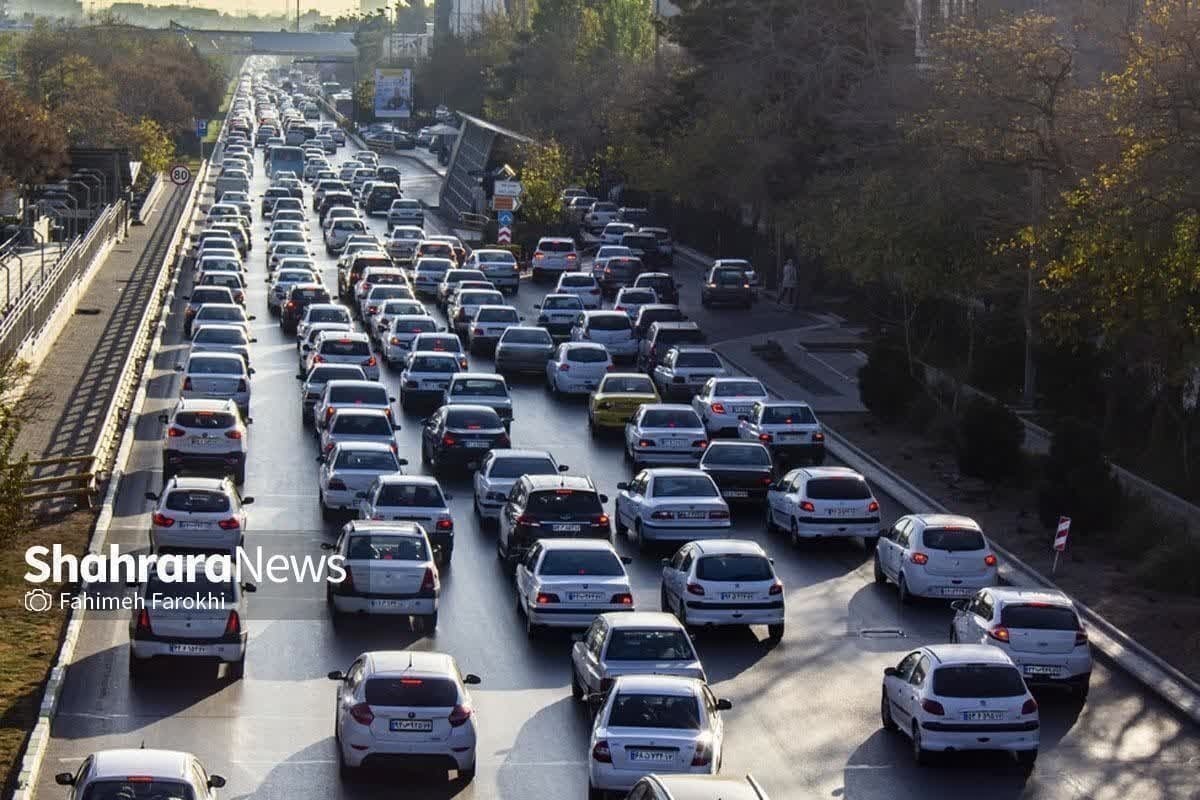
[858,343,918,423]
[956,397,1024,481]
[1036,417,1122,533]
[1130,513,1200,596]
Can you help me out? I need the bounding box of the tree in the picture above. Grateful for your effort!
[516,139,570,227]
[395,0,429,35]
[0,78,67,195]
[128,118,175,179]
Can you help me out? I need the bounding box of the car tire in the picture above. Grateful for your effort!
[458,761,476,783]
[880,691,898,732]
[633,519,648,551]
[423,610,439,631]
[764,503,777,532]
[767,623,784,643]
[588,415,599,438]
[912,723,931,766]
[320,496,334,522]
[790,516,801,546]
[588,785,605,800]
[233,465,246,485]
[337,746,359,780]
[420,438,431,465]
[571,663,584,700]
[227,656,245,681]
[898,574,912,606]
[873,553,887,585]
[614,508,627,536]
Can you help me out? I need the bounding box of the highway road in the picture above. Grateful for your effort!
[32,118,1200,800]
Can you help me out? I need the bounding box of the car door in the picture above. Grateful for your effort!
[662,544,687,606]
[692,379,713,418]
[671,546,695,602]
[886,651,922,728]
[962,591,994,641]
[474,453,493,502]
[619,472,649,527]
[882,519,910,579]
[357,478,380,518]
[904,655,932,724]
[653,349,675,391]
[703,685,725,763]
[516,543,542,606]
[578,618,608,692]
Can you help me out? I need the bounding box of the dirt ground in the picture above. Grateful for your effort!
[825,412,1200,684]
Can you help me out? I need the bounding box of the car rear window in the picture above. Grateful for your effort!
[540,240,575,252]
[655,328,705,346]
[761,405,816,424]
[377,483,446,507]
[480,251,516,263]
[188,357,241,375]
[609,693,700,729]
[192,289,233,303]
[621,290,655,304]
[419,244,454,258]
[806,477,872,500]
[396,317,437,333]
[410,355,458,371]
[675,352,722,368]
[703,444,770,466]
[332,414,392,435]
[642,410,702,428]
[713,268,746,285]
[601,376,655,394]
[922,527,987,552]
[652,475,718,498]
[329,385,387,404]
[561,275,594,287]
[309,366,365,382]
[589,314,631,331]
[346,534,427,561]
[451,379,507,397]
[1000,604,1079,630]
[566,347,608,363]
[195,328,246,345]
[320,339,370,357]
[334,449,399,471]
[622,235,657,250]
[477,307,519,322]
[603,630,694,666]
[310,308,350,324]
[544,296,582,310]
[385,303,427,317]
[445,408,503,429]
[365,677,458,707]
[539,549,624,576]
[696,554,773,581]
[489,456,558,479]
[416,261,452,276]
[81,778,195,800]
[369,287,411,301]
[714,380,764,396]
[526,489,603,515]
[165,490,230,512]
[175,411,237,428]
[932,665,1026,698]
[502,329,552,344]
[291,288,329,303]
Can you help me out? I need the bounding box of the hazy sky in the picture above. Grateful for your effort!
[94,0,362,16]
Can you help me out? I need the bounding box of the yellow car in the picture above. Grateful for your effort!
[588,372,661,434]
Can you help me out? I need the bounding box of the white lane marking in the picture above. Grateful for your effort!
[843,764,894,770]
[798,346,859,383]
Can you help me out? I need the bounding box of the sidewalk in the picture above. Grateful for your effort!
[13,182,190,515]
[1,244,66,312]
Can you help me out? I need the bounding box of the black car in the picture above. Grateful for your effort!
[420,404,510,473]
[632,273,680,306]
[363,183,401,215]
[280,283,332,334]
[260,187,292,216]
[376,166,402,184]
[620,232,665,270]
[318,191,355,223]
[701,267,754,308]
[699,441,774,504]
[497,474,611,566]
[632,304,686,340]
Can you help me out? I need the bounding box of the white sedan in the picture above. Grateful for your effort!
[546,342,612,395]
[322,521,439,626]
[473,449,566,525]
[316,441,406,521]
[691,377,768,436]
[613,468,731,548]
[514,539,634,635]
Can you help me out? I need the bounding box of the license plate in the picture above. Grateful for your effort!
[962,711,1006,721]
[721,592,754,600]
[189,437,221,446]
[368,599,411,610]
[1023,664,1062,676]
[569,592,604,602]
[722,489,749,498]
[465,440,489,448]
[678,511,706,520]
[553,523,582,533]
[389,718,433,732]
[664,439,688,449]
[938,586,972,597]
[776,433,802,442]
[827,508,857,517]
[168,644,210,655]
[629,750,674,763]
[177,521,210,529]
[731,405,752,414]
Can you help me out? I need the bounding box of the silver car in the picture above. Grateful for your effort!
[494,326,556,375]
[178,352,252,415]
[145,475,253,555]
[322,521,439,622]
[569,611,704,699]
[317,441,406,520]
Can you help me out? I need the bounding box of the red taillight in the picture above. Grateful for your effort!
[637,439,653,448]
[566,253,577,260]
[988,625,1011,642]
[536,592,559,605]
[686,582,705,596]
[152,513,174,527]
[558,362,570,371]
[693,439,708,449]
[910,552,929,565]
[368,305,378,314]
[436,517,453,530]
[867,500,880,512]
[920,698,945,716]
[473,327,484,336]
[708,509,729,520]
[799,500,816,513]
[760,476,773,486]
[326,407,336,420]
[218,517,241,530]
[611,592,633,605]
[691,739,711,767]
[812,431,825,442]
[364,356,377,367]
[591,740,612,763]
[448,703,473,727]
[420,567,438,593]
[286,301,295,308]
[135,608,151,632]
[650,510,675,520]
[710,403,726,414]
[182,377,193,391]
[769,581,783,595]
[225,430,243,440]
[534,253,545,260]
[1021,697,1039,715]
[349,702,375,726]
[984,553,998,567]
[224,610,241,635]
[758,432,772,443]
[312,354,325,363]
[595,514,610,526]
[442,435,456,446]
[324,442,335,453]
[515,514,540,527]
[1075,628,1088,646]
[167,426,186,438]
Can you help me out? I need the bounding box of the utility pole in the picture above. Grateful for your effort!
[1023,165,1042,408]
[296,0,300,33]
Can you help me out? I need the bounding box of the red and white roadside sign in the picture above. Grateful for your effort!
[1053,516,1071,551]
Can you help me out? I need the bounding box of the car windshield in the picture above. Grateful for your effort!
[310,366,364,383]
[642,410,701,428]
[164,489,230,512]
[396,317,437,333]
[606,630,693,661]
[762,405,817,424]
[539,549,624,576]
[503,329,552,344]
[527,489,602,514]
[922,527,987,552]
[452,379,507,397]
[365,677,458,707]
[188,357,241,375]
[292,288,329,303]
[446,408,502,429]
[544,296,582,310]
[490,457,557,479]
[329,386,386,404]
[806,477,872,500]
[480,251,516,263]
[334,449,399,471]
[566,347,608,363]
[713,269,746,286]
[932,665,1027,698]
[80,780,195,800]
[675,352,721,368]
[1000,604,1079,630]
[195,328,245,345]
[696,554,773,581]
[621,290,655,303]
[589,314,631,331]
[175,411,236,428]
[648,474,718,499]
[410,356,458,371]
[376,483,445,507]
[561,275,593,286]
[331,414,392,435]
[704,445,770,466]
[321,339,370,357]
[192,290,232,304]
[345,534,428,561]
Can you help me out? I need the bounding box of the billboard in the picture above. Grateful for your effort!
[374,68,412,119]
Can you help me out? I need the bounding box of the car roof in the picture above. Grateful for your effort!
[490,448,553,459]
[174,398,237,413]
[330,407,389,418]
[647,775,766,800]
[332,440,395,453]
[376,474,439,486]
[761,399,811,408]
[365,649,456,675]
[643,467,710,479]
[452,372,504,381]
[666,345,716,354]
[345,520,425,536]
[521,474,595,491]
[316,330,369,342]
[411,348,460,357]
[564,341,607,350]
[692,539,767,556]
[539,237,575,244]
[324,379,381,390]
[602,610,684,629]
[537,538,616,552]
[168,476,228,491]
[911,513,981,530]
[650,321,701,331]
[91,749,192,781]
[611,674,702,695]
[925,644,1016,666]
[795,466,864,481]
[188,351,243,363]
[985,587,1073,607]
[641,403,697,413]
[586,310,627,319]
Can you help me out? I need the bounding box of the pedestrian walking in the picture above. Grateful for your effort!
[778,258,799,310]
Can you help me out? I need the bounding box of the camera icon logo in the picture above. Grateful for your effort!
[24,588,54,613]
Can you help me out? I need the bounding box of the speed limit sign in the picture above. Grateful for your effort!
[170,164,192,185]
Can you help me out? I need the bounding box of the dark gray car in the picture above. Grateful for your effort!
[494,326,556,375]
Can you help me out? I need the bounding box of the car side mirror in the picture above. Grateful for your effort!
[616,481,630,491]
[660,557,670,568]
[54,773,75,786]
[158,414,169,424]
[248,368,256,375]
[533,303,541,309]
[173,365,184,372]
[355,491,367,499]
[181,293,191,300]
[295,373,304,380]
[716,698,733,711]
[144,492,159,502]
[240,583,257,593]
[884,667,898,678]
[586,693,606,712]
[248,315,258,320]
[389,396,397,402]
[327,670,346,681]
[250,337,258,343]
[599,494,609,504]
[392,422,402,430]
[241,496,255,505]
[207,776,226,790]
[443,493,454,501]
[320,542,336,550]
[315,455,325,463]
[463,673,482,685]
[620,556,633,565]
[950,600,967,612]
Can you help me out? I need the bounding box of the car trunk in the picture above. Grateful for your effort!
[365,678,456,743]
[350,558,427,597]
[704,467,771,497]
[536,575,627,608]
[1002,605,1080,656]
[608,728,697,772]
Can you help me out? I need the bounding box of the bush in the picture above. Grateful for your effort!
[1134,524,1200,597]
[1036,417,1122,533]
[956,397,1024,481]
[858,343,918,423]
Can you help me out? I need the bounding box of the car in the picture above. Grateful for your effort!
[494,325,557,375]
[625,774,771,800]
[532,237,580,279]
[436,267,487,309]
[698,441,773,504]
[614,468,731,548]
[339,251,394,300]
[600,222,636,247]
[298,323,354,372]
[619,230,664,269]
[387,224,427,262]
[701,266,754,308]
[515,539,635,635]
[624,405,709,469]
[588,675,731,797]
[468,305,523,353]
[874,514,1000,604]
[158,398,249,483]
[267,242,314,272]
[184,286,238,337]
[660,539,783,639]
[190,323,254,364]
[261,185,293,215]
[410,332,470,369]
[547,342,613,396]
[280,282,332,334]
[399,351,463,409]
[356,475,455,564]
[497,474,611,566]
[328,650,480,779]
[443,373,514,426]
[464,248,520,292]
[178,352,252,416]
[950,588,1092,697]
[361,283,416,323]
[638,322,707,372]
[411,257,455,298]
[196,271,247,305]
[449,288,506,337]
[572,310,639,362]
[588,372,660,435]
[297,364,367,424]
[420,404,511,473]
[881,644,1039,766]
[570,612,705,701]
[313,379,396,432]
[472,449,566,525]
[387,198,425,227]
[426,233,470,265]
[308,331,379,380]
[363,182,401,214]
[322,521,439,623]
[325,216,367,255]
[640,226,675,261]
[765,466,881,544]
[711,258,758,295]
[350,166,377,196]
[413,239,458,265]
[319,408,399,456]
[381,313,440,363]
[566,194,599,223]
[584,200,619,232]
[267,267,319,314]
[53,749,228,800]
[613,286,657,320]
[735,401,825,466]
[591,245,632,280]
[692,378,769,436]
[555,272,603,309]
[616,207,651,226]
[534,293,585,337]
[145,475,253,554]
[652,347,728,401]
[296,303,352,347]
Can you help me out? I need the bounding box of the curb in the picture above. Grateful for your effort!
[716,345,1200,727]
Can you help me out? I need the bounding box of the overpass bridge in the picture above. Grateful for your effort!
[168,22,356,56]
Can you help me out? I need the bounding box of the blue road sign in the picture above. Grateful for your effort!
[497,210,514,227]
[195,119,209,138]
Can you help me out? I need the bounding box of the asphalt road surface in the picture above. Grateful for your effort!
[33,124,1200,800]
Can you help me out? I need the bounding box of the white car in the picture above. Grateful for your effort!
[881,644,1039,766]
[652,346,728,401]
[588,675,731,796]
[765,466,881,544]
[190,323,254,364]
[555,272,603,309]
[614,468,731,548]
[591,245,632,278]
[950,587,1092,697]
[450,289,507,336]
[515,539,634,635]
[624,404,709,468]
[299,364,368,425]
[361,284,416,323]
[381,313,439,363]
[328,650,480,779]
[472,449,565,525]
[546,342,612,395]
[437,268,488,309]
[531,237,579,278]
[660,539,784,640]
[399,350,463,409]
[267,241,313,271]
[570,612,705,700]
[465,248,520,292]
[874,514,999,604]
[53,750,227,800]
[317,441,406,519]
[412,257,455,298]
[159,397,248,483]
[692,377,769,436]
[323,521,438,625]
[299,323,355,372]
[571,310,638,361]
[357,475,455,565]
[534,293,585,337]
[443,373,514,426]
[319,408,398,457]
[178,352,252,415]
[387,224,426,261]
[145,475,252,554]
[387,198,425,228]
[296,303,352,346]
[190,303,253,341]
[599,221,636,246]
[736,400,826,466]
[325,216,367,254]
[468,305,523,353]
[307,331,379,380]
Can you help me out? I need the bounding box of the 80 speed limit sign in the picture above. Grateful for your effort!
[169,164,192,185]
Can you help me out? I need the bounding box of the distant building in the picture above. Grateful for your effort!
[436,0,505,37]
[361,0,389,15]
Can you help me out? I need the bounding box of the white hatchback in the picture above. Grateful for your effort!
[546,342,612,395]
[146,476,253,554]
[660,539,784,641]
[874,514,999,604]
[765,466,881,545]
[515,539,635,634]
[472,449,566,524]
[624,404,709,469]
[555,272,603,309]
[692,377,768,436]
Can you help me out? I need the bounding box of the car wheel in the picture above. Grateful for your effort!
[633,519,648,551]
[614,507,627,536]
[571,663,584,700]
[473,495,482,520]
[677,596,691,630]
[912,723,930,766]
[423,610,439,631]
[420,438,430,465]
[227,656,245,681]
[898,574,912,606]
[873,553,887,585]
[320,495,334,522]
[767,623,785,643]
[880,691,898,731]
[588,785,605,800]
[764,503,777,532]
[458,761,476,783]
[588,414,599,438]
[790,516,801,546]
[525,605,541,638]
